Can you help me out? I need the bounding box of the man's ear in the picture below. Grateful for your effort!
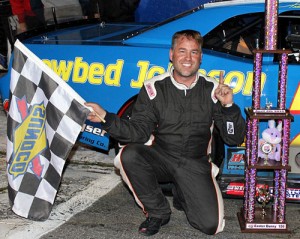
[169,49,173,62]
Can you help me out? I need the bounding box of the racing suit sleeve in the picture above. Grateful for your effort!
[213,101,246,146]
[100,86,157,143]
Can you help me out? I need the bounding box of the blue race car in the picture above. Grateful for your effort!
[1,0,300,200]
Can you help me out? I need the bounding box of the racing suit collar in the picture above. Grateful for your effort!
[169,66,199,90]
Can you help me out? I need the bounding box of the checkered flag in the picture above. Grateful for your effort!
[6,40,90,221]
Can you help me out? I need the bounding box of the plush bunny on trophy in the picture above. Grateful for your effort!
[258,120,282,163]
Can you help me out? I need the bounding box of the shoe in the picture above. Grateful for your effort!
[138,216,170,236]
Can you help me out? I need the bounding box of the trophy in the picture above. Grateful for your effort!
[238,0,292,233]
[260,142,273,165]
[252,99,286,114]
[256,186,273,219]
[265,98,272,109]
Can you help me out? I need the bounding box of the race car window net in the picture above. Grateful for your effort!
[203,11,300,64]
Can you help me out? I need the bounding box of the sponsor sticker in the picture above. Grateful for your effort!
[226,122,234,134]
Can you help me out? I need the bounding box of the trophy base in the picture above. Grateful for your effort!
[237,207,290,233]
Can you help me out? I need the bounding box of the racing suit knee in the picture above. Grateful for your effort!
[119,144,171,219]
[174,161,225,235]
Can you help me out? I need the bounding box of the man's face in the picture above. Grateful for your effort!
[169,36,202,84]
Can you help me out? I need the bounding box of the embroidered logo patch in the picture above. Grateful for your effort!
[145,82,156,99]
[227,122,234,135]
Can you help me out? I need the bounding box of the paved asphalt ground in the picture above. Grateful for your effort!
[0,100,300,239]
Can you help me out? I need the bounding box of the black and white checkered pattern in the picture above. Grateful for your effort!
[6,40,90,221]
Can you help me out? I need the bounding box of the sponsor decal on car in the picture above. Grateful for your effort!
[226,182,268,196]
[226,182,300,200]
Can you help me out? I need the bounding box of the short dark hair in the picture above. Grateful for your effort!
[171,29,203,50]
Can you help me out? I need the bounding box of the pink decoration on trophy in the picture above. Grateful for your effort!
[250,119,259,165]
[282,119,291,166]
[264,0,278,50]
[253,53,262,109]
[278,169,287,222]
[278,53,288,109]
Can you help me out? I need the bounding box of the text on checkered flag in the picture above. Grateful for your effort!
[6,40,90,221]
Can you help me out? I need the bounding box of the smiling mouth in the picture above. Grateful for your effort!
[182,63,192,67]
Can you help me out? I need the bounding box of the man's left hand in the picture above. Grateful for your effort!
[214,71,233,106]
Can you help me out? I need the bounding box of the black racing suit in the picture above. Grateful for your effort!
[101,68,246,235]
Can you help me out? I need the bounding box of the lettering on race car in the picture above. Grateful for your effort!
[43,58,265,96]
[226,182,244,196]
[284,188,300,200]
[78,135,105,147]
[131,60,165,88]
[81,124,103,135]
[201,69,266,96]
[43,58,124,86]
[79,124,108,150]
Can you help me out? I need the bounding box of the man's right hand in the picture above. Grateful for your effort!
[85,102,107,123]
